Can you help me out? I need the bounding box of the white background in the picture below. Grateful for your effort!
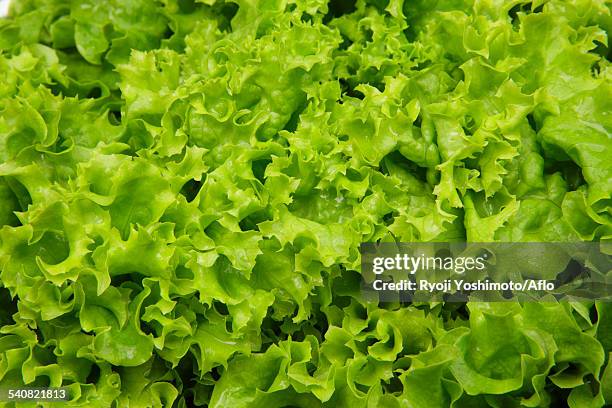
[0,0,10,18]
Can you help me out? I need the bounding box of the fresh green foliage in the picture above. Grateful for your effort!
[0,0,611,406]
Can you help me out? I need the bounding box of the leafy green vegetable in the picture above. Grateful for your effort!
[0,0,610,407]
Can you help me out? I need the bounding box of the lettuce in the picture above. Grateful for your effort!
[0,0,610,407]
